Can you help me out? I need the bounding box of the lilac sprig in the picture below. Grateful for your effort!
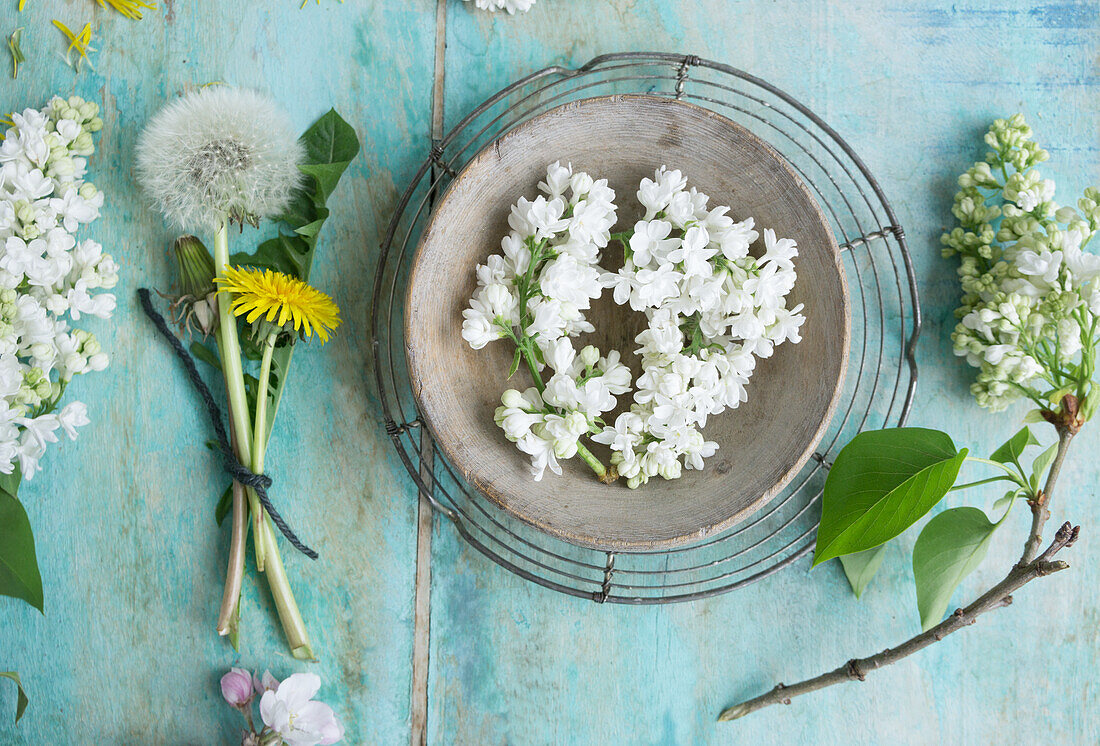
[220,668,344,746]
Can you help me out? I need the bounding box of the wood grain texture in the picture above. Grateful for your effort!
[406,95,848,549]
[1,0,1098,744]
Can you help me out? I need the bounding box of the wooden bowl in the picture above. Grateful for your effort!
[405,95,849,551]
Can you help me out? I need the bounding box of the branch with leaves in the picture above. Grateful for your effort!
[720,115,1099,721]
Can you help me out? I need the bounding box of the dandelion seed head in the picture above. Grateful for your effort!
[136,86,304,232]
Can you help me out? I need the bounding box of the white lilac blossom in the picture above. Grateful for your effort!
[465,162,622,481]
[0,96,114,479]
[593,167,805,488]
[462,0,536,13]
[942,114,1100,413]
[464,163,807,487]
[135,86,304,231]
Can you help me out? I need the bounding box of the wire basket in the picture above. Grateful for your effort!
[371,52,920,604]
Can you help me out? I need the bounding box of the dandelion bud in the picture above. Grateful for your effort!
[174,235,217,299]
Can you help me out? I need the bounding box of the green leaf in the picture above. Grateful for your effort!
[1029,442,1059,492]
[0,463,20,499]
[838,544,887,599]
[508,348,522,379]
[913,507,999,631]
[992,490,1017,515]
[0,672,28,723]
[300,108,361,169]
[990,426,1038,465]
[190,341,220,370]
[215,485,233,526]
[230,109,359,443]
[298,163,353,208]
[813,428,968,565]
[1022,408,1046,424]
[233,234,303,278]
[0,483,43,613]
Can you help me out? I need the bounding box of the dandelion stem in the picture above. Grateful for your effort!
[251,329,314,659]
[212,220,266,571]
[258,513,314,660]
[252,333,277,474]
[215,372,248,643]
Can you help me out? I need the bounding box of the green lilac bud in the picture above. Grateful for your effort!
[501,389,525,408]
[48,157,75,179]
[71,132,94,156]
[14,200,35,224]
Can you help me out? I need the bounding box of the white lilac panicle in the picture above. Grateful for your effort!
[594,167,805,488]
[465,162,624,481]
[943,114,1100,412]
[0,96,114,479]
[135,86,304,232]
[465,163,808,488]
[462,0,536,13]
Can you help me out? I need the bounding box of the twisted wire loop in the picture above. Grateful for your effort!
[137,288,319,560]
[594,552,616,603]
[371,53,919,603]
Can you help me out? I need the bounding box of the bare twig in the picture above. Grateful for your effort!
[719,422,1079,722]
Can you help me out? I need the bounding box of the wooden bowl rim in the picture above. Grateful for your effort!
[404,94,850,550]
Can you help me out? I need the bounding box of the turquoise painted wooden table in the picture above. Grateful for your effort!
[2,1,1098,743]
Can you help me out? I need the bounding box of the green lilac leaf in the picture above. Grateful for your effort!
[0,486,43,613]
[913,507,998,631]
[0,463,20,499]
[990,426,1038,465]
[0,671,28,723]
[813,428,967,566]
[992,490,1017,516]
[1029,442,1059,491]
[215,484,233,526]
[838,544,887,599]
[508,348,521,379]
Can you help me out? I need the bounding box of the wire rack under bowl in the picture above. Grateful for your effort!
[370,52,921,604]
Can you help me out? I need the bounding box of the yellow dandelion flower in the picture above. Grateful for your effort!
[94,0,157,20]
[216,266,341,343]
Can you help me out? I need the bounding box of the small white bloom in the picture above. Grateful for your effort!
[259,673,344,746]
